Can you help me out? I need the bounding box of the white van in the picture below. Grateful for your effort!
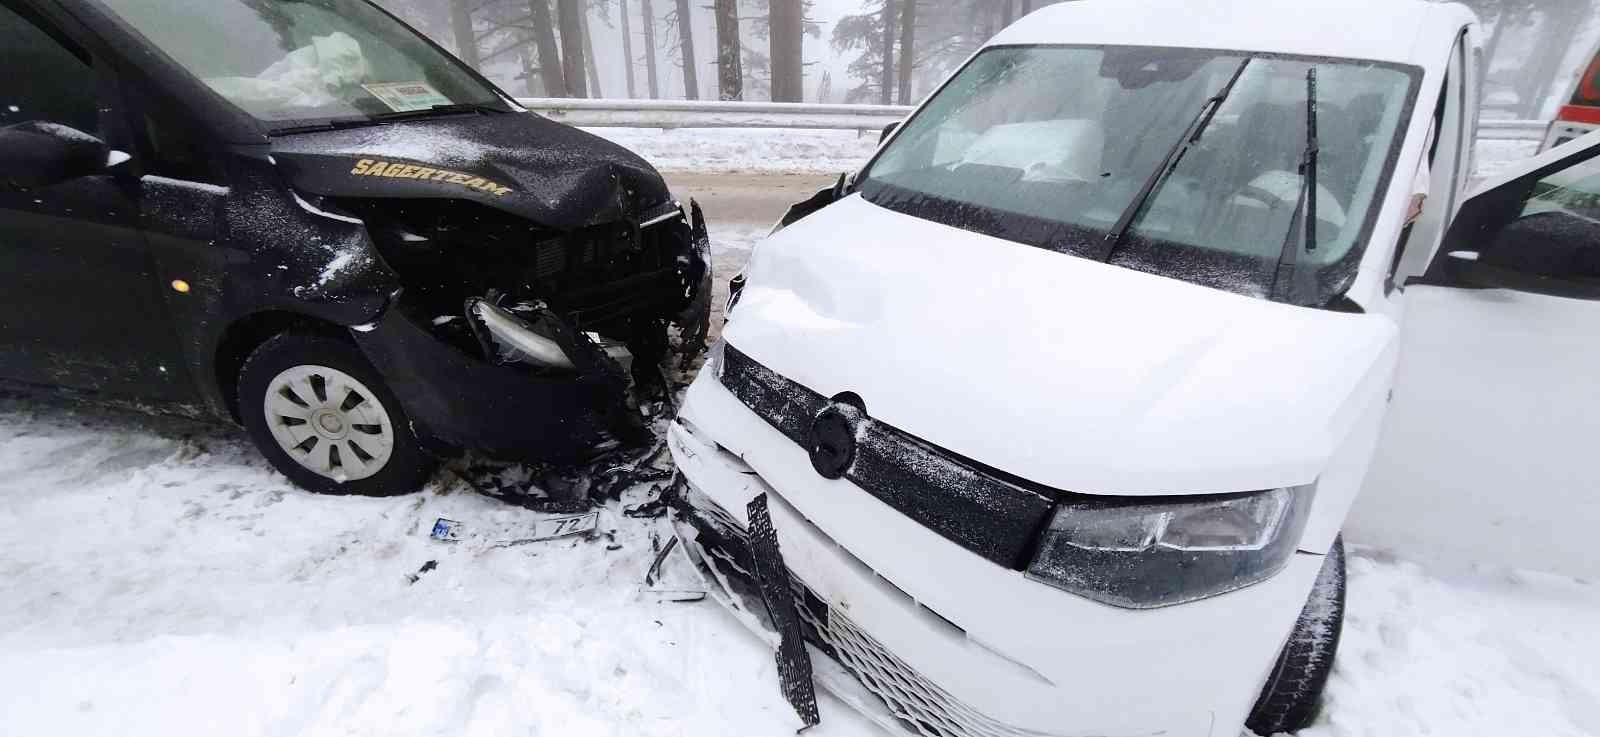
[666,1,1600,735]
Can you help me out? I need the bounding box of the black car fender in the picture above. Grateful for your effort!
[142,154,401,420]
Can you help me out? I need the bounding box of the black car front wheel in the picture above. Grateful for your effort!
[1246,536,1347,735]
[238,333,436,495]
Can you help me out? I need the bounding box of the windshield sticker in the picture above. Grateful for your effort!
[361,81,452,112]
[351,159,512,196]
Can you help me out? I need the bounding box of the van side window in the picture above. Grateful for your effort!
[0,4,98,135]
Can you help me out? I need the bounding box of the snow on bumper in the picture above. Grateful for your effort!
[667,368,1328,737]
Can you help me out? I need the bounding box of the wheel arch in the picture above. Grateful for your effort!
[213,310,354,422]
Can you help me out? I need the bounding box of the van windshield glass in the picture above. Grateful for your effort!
[94,0,505,127]
[858,46,1419,304]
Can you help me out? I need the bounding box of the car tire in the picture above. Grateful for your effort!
[238,332,436,496]
[1246,536,1346,735]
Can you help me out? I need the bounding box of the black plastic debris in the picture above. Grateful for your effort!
[746,494,821,729]
[406,560,439,585]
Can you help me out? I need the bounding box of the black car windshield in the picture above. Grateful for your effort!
[858,46,1419,304]
[94,0,506,128]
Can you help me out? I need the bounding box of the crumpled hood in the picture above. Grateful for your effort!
[268,112,672,230]
[723,195,1399,495]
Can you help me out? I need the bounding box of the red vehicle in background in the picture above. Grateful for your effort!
[1543,42,1600,151]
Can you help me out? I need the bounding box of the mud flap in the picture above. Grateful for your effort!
[746,493,821,729]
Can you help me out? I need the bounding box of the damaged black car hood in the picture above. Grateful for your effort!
[267,112,673,230]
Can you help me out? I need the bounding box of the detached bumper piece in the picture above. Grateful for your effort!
[670,474,1056,737]
[746,493,822,729]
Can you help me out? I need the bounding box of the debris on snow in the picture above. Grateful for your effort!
[404,559,439,585]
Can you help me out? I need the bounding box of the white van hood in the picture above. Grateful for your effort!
[722,196,1398,495]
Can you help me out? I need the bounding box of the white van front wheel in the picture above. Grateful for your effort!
[1246,537,1346,735]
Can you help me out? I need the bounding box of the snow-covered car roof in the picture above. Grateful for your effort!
[992,0,1478,68]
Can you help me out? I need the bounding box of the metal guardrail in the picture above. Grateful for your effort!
[520,97,1550,142]
[518,97,913,132]
[1476,119,1549,141]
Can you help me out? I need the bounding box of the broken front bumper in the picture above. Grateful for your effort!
[666,367,1329,737]
[353,301,642,463]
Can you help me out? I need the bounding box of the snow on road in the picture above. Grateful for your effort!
[3,376,1594,737]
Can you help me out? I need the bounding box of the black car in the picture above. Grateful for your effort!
[0,0,711,495]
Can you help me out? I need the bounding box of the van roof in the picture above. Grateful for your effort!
[990,0,1477,68]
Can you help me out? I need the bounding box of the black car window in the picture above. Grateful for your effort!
[0,4,98,135]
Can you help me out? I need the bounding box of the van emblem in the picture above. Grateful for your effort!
[808,403,861,479]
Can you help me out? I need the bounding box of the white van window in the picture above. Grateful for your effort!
[861,46,1420,304]
[93,0,503,126]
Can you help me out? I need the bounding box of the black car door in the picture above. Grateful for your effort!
[0,1,189,400]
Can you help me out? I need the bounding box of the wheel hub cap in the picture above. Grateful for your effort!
[263,365,395,483]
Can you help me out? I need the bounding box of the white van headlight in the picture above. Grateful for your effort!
[1025,486,1313,608]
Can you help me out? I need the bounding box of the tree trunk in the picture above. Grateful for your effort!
[877,0,896,105]
[1525,5,1581,118]
[641,0,661,98]
[674,0,700,99]
[558,0,589,97]
[581,8,603,97]
[713,0,743,100]
[620,0,638,98]
[896,0,915,104]
[519,46,539,96]
[449,0,480,69]
[1020,0,1032,14]
[1482,9,1508,74]
[999,0,1012,28]
[769,0,804,101]
[528,0,568,97]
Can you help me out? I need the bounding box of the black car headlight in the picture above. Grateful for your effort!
[1025,486,1313,609]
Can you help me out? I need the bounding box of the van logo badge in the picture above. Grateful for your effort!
[808,403,861,480]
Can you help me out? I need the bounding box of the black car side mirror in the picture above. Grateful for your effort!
[1444,211,1600,300]
[879,121,901,144]
[0,121,109,189]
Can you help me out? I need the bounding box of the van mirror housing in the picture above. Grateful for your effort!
[879,121,901,144]
[1442,211,1600,300]
[0,121,108,190]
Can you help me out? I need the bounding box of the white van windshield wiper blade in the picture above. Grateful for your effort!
[1099,57,1252,262]
[1270,67,1320,302]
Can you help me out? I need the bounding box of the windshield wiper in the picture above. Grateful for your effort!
[369,102,510,122]
[1270,67,1320,302]
[269,103,509,136]
[1099,57,1252,262]
[269,117,383,136]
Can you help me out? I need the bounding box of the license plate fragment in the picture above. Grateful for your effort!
[531,510,599,541]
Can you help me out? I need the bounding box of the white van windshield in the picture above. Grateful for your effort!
[859,46,1420,304]
[95,0,505,128]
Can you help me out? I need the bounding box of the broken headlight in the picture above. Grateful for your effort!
[470,299,577,370]
[1025,486,1312,609]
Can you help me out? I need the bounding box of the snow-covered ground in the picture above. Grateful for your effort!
[3,130,1592,737]
[586,128,881,174]
[3,373,1595,737]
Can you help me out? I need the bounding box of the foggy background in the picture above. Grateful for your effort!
[372,0,1600,119]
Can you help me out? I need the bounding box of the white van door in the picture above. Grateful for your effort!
[1351,132,1600,578]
